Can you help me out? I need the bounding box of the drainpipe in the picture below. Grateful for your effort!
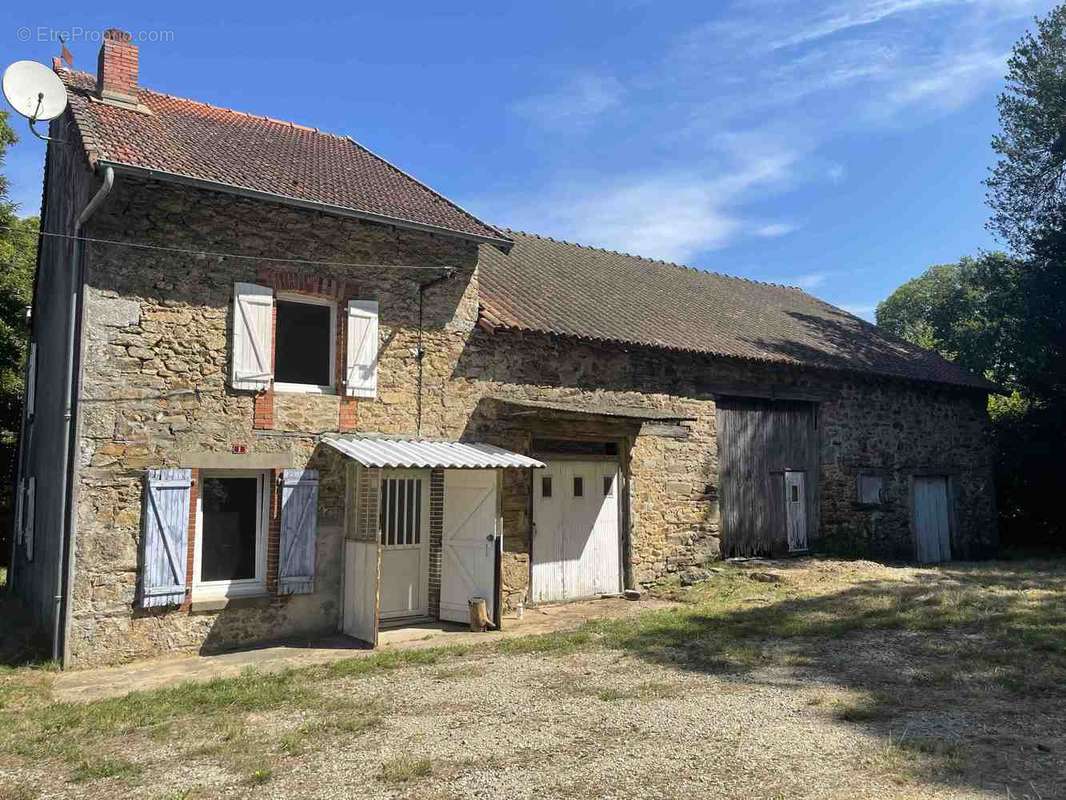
[53,166,115,663]
[415,268,454,437]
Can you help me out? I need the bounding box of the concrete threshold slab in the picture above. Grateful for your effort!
[51,596,677,704]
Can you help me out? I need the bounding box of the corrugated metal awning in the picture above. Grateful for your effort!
[324,436,545,469]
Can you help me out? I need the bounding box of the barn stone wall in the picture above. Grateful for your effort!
[64,177,994,667]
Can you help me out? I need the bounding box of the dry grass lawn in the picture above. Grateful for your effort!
[1,557,1065,799]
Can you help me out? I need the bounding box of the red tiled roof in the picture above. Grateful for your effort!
[57,68,508,246]
[479,232,997,391]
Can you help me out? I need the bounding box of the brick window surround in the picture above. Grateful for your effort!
[253,267,362,432]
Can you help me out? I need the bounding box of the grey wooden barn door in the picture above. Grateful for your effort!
[718,398,819,556]
[914,476,951,563]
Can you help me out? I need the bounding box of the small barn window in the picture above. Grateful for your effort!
[603,475,614,497]
[573,476,584,497]
[857,474,884,506]
[541,476,552,498]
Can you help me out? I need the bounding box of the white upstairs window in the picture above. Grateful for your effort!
[230,283,274,391]
[273,294,336,393]
[346,300,379,399]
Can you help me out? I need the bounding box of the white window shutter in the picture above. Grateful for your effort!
[345,300,379,398]
[279,469,319,595]
[140,469,192,608]
[231,283,274,390]
[14,477,24,547]
[24,476,36,562]
[25,342,37,420]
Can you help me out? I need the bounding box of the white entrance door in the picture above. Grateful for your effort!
[914,476,952,563]
[441,470,498,624]
[532,460,621,603]
[378,470,430,620]
[784,470,808,552]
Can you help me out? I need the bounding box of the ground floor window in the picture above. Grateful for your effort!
[194,470,269,598]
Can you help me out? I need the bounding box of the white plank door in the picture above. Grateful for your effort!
[533,460,621,602]
[441,469,498,624]
[914,476,952,563]
[784,470,808,552]
[343,539,380,645]
[343,463,382,646]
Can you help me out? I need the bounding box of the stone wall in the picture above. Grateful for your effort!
[64,176,995,667]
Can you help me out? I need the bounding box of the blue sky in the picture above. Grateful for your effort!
[1,1,1057,318]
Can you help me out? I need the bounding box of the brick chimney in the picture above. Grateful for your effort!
[96,28,138,105]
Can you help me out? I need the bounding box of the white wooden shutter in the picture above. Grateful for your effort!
[23,476,35,561]
[345,300,379,398]
[140,469,192,608]
[25,342,37,420]
[231,283,274,390]
[14,477,24,546]
[279,468,319,595]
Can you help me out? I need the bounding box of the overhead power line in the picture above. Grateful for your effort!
[0,224,449,272]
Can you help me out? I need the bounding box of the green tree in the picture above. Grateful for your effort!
[0,110,34,440]
[988,4,1066,254]
[875,254,1027,387]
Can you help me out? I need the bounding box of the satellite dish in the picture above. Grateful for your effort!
[2,60,69,143]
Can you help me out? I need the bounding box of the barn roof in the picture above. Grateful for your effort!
[55,67,510,248]
[478,232,997,391]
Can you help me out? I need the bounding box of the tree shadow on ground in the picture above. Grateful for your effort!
[588,561,1066,799]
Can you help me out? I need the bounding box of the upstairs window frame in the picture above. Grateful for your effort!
[273,292,337,394]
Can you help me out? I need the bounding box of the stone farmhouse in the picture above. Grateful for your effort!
[9,31,997,667]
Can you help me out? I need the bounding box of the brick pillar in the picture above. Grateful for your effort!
[181,469,200,610]
[266,470,282,594]
[253,387,275,430]
[428,469,444,618]
[339,396,359,432]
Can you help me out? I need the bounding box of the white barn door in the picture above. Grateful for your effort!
[914,476,952,563]
[441,470,498,624]
[784,470,808,552]
[533,460,621,603]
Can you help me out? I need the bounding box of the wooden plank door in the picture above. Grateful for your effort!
[914,476,952,563]
[532,464,565,603]
[533,460,622,602]
[441,469,498,623]
[784,470,808,551]
[343,463,382,646]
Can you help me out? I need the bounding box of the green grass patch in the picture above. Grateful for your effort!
[69,755,142,783]
[497,629,594,655]
[379,755,432,783]
[324,645,470,678]
[243,768,273,786]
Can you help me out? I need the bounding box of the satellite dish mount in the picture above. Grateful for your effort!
[2,60,70,143]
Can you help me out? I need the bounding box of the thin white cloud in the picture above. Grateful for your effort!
[878,49,1009,115]
[487,142,801,263]
[754,222,800,238]
[791,271,830,288]
[485,0,1053,265]
[771,0,965,49]
[511,73,625,132]
[840,302,878,320]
